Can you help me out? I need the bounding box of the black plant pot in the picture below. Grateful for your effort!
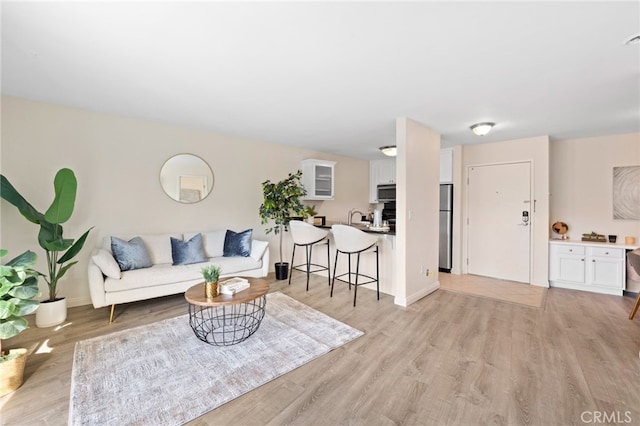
[274,262,289,280]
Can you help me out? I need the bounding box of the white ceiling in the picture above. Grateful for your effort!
[2,1,639,160]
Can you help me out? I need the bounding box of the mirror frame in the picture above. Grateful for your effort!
[159,153,214,203]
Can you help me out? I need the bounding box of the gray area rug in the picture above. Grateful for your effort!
[69,292,363,425]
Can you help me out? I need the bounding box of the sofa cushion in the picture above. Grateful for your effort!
[139,233,181,264]
[104,233,181,265]
[104,257,262,292]
[171,233,206,266]
[91,249,121,279]
[111,237,152,271]
[250,240,269,261]
[224,229,252,257]
[185,230,226,258]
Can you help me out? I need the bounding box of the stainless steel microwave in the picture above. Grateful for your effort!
[377,184,396,202]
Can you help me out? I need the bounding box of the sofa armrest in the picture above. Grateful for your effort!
[87,258,108,308]
[260,245,270,277]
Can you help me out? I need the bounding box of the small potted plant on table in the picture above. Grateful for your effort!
[201,265,222,298]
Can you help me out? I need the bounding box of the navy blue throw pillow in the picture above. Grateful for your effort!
[223,229,252,257]
[111,236,153,271]
[171,233,207,265]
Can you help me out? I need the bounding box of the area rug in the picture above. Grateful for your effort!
[439,273,547,308]
[69,292,363,426]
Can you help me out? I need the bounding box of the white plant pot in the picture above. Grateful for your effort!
[35,298,67,328]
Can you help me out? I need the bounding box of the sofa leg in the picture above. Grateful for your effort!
[109,304,115,323]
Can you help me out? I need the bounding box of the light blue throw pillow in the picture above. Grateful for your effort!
[111,236,153,271]
[171,233,207,265]
[223,229,252,257]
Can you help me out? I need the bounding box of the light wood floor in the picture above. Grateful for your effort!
[439,273,547,308]
[2,273,640,425]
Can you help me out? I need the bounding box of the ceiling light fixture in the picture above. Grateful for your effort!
[379,145,397,157]
[470,122,495,136]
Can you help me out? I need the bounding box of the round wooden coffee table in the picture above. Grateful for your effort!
[184,278,269,346]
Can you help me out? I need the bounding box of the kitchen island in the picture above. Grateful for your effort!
[300,221,396,296]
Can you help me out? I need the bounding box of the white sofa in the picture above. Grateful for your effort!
[88,230,269,320]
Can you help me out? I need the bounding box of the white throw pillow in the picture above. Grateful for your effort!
[250,240,269,262]
[91,249,122,279]
[186,230,226,258]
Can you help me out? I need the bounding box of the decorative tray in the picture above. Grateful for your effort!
[581,233,606,242]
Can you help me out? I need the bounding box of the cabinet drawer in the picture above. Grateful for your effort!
[555,245,585,255]
[588,247,623,259]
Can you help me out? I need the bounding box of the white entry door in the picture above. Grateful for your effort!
[467,162,531,283]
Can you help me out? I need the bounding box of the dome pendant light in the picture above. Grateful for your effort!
[470,122,495,136]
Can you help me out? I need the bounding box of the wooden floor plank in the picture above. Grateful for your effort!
[2,273,639,426]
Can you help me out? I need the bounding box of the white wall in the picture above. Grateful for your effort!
[395,117,440,306]
[550,133,640,291]
[0,96,370,307]
[550,133,640,241]
[461,136,550,287]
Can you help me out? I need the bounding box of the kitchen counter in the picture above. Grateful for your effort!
[300,220,396,296]
[318,221,396,236]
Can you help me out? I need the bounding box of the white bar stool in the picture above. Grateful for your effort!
[288,220,331,290]
[330,224,379,307]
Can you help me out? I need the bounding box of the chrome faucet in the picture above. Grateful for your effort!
[348,209,365,225]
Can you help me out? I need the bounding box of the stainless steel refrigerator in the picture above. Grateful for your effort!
[439,184,453,272]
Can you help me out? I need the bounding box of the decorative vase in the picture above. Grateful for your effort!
[0,348,28,396]
[35,297,67,328]
[204,281,219,299]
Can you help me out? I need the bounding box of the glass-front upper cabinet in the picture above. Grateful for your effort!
[301,159,336,200]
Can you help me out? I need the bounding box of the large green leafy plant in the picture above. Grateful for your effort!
[259,170,307,265]
[0,168,92,302]
[0,250,40,358]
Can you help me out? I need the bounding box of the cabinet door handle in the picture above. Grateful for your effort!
[569,249,573,252]
[581,258,585,262]
[592,259,596,262]
[605,252,609,255]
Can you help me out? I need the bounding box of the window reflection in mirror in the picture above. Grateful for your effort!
[160,154,214,203]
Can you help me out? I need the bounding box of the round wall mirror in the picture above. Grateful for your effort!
[160,154,214,203]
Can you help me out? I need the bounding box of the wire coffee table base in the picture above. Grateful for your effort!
[188,295,267,346]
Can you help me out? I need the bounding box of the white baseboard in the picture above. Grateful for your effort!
[66,296,93,308]
[394,281,440,307]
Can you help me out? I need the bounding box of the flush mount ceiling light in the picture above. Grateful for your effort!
[470,122,495,136]
[379,145,397,156]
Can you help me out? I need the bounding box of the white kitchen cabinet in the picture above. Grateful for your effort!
[549,241,624,296]
[440,148,453,183]
[378,159,396,185]
[301,159,335,200]
[369,158,396,203]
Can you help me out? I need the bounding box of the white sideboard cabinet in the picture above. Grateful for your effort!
[302,159,335,200]
[549,240,627,296]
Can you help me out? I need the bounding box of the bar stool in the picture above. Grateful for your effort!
[330,224,379,307]
[288,220,331,290]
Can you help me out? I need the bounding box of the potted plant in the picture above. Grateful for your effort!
[0,168,92,327]
[303,205,318,224]
[201,265,222,298]
[0,250,41,396]
[259,170,307,280]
